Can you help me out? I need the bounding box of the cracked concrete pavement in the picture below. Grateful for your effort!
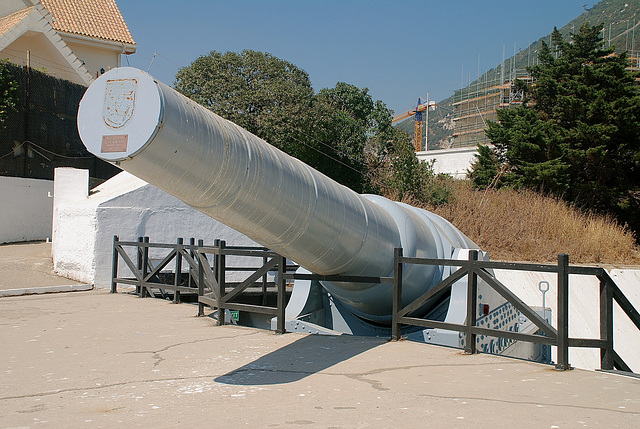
[1,288,639,428]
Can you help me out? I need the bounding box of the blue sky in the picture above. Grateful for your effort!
[117,0,592,114]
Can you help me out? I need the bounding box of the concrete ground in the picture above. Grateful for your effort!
[0,244,639,427]
[0,242,91,296]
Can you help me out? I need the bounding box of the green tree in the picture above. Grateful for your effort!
[174,49,315,154]
[308,83,396,192]
[0,60,18,130]
[471,23,640,232]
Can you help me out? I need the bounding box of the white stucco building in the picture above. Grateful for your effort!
[0,0,136,86]
[52,168,259,289]
[416,146,478,179]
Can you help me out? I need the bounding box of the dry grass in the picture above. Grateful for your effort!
[408,182,640,265]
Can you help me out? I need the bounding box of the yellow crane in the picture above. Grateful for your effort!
[392,97,435,152]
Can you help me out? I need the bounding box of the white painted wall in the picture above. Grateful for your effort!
[416,146,478,179]
[93,183,260,289]
[52,168,260,289]
[0,175,53,244]
[51,168,93,283]
[64,39,120,79]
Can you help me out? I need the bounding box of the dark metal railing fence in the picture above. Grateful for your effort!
[111,236,291,333]
[194,239,290,333]
[111,237,639,372]
[391,249,640,372]
[111,236,202,301]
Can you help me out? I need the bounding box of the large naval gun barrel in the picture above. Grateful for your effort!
[77,68,479,323]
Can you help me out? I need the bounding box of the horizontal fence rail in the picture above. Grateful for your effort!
[112,237,638,373]
[111,236,290,333]
[195,239,289,333]
[391,249,638,372]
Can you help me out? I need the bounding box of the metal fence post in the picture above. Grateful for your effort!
[276,254,287,334]
[600,274,614,370]
[213,239,220,281]
[217,240,226,326]
[111,235,119,293]
[197,239,205,317]
[136,236,143,297]
[464,250,479,355]
[391,247,403,341]
[556,253,570,370]
[174,238,183,303]
[141,236,150,298]
[262,254,268,306]
[188,237,195,289]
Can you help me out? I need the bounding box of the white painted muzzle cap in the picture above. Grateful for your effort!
[77,67,163,162]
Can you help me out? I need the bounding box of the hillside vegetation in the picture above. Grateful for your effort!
[409,182,640,265]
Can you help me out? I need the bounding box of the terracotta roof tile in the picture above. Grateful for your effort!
[0,7,34,39]
[40,0,135,46]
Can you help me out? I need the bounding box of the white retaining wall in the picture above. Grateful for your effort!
[51,168,91,282]
[0,176,53,244]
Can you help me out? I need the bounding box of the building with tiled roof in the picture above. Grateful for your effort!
[0,0,136,86]
[41,0,135,47]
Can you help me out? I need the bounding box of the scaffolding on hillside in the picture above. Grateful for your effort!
[452,19,640,149]
[452,64,532,148]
